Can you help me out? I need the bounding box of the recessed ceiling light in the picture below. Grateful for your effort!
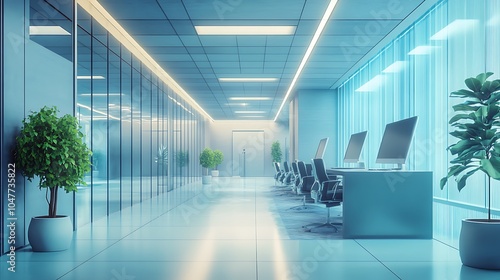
[355,75,385,92]
[229,97,271,101]
[77,75,105,80]
[382,61,407,73]
[430,19,478,40]
[195,26,296,35]
[234,111,266,114]
[239,115,265,118]
[29,26,70,35]
[225,103,249,106]
[274,0,339,121]
[219,78,278,82]
[80,93,122,96]
[408,46,437,55]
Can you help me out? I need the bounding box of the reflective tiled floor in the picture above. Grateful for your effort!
[2,177,500,279]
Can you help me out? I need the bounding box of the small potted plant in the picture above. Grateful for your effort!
[14,106,92,251]
[271,140,283,163]
[211,149,224,177]
[199,148,214,184]
[440,72,500,269]
[155,145,168,176]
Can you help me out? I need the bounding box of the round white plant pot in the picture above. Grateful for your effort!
[211,170,219,177]
[459,218,500,269]
[202,175,212,184]
[28,215,73,252]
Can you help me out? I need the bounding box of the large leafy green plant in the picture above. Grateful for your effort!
[199,148,214,175]
[440,72,500,220]
[15,106,92,218]
[271,141,282,163]
[212,149,224,170]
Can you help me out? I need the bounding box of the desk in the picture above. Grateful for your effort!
[328,169,433,239]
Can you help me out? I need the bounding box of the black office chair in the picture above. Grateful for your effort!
[289,160,317,210]
[281,161,294,185]
[306,158,343,233]
[273,162,283,185]
[291,161,301,192]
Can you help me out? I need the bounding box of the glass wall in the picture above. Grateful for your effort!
[336,0,500,245]
[75,6,205,227]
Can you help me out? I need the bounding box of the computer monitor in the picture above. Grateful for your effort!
[314,138,329,159]
[343,131,368,163]
[375,116,418,167]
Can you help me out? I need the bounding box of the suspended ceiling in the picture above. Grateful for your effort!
[33,0,434,120]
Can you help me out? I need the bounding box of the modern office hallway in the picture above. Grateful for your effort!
[2,177,500,280]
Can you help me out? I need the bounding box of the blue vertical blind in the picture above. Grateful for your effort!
[336,0,500,211]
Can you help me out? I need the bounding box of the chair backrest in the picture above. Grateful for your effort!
[291,161,299,175]
[274,162,281,173]
[283,161,290,172]
[305,163,313,176]
[312,158,340,202]
[297,161,308,178]
[312,158,329,184]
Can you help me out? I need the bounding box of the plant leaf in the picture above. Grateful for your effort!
[481,158,500,180]
[465,77,482,92]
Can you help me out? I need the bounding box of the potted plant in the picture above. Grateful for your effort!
[440,72,500,269]
[211,149,224,177]
[155,145,168,176]
[14,106,92,252]
[271,140,283,163]
[199,148,214,184]
[175,150,189,177]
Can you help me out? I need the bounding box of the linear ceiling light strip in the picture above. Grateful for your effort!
[77,0,214,122]
[273,0,339,121]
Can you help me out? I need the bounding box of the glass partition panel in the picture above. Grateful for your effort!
[91,21,108,221]
[76,21,92,228]
[120,47,133,208]
[108,35,121,214]
[131,58,142,203]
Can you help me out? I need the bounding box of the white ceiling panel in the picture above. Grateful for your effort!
[94,0,427,120]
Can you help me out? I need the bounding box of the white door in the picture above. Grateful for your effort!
[232,130,265,177]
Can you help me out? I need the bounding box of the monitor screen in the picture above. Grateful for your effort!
[314,138,329,159]
[376,116,418,164]
[343,131,368,163]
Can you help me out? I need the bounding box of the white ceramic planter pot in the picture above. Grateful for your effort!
[459,218,500,269]
[28,215,73,252]
[211,170,219,177]
[202,175,212,184]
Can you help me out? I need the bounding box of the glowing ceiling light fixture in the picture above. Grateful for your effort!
[80,93,122,96]
[382,61,407,73]
[273,0,339,121]
[29,26,70,35]
[225,103,249,106]
[234,111,266,114]
[77,75,105,80]
[195,25,296,35]
[229,97,271,101]
[355,75,385,92]
[77,0,214,122]
[219,78,278,82]
[430,19,478,40]
[76,103,120,121]
[408,45,437,55]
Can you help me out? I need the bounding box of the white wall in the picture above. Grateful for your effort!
[207,120,288,177]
